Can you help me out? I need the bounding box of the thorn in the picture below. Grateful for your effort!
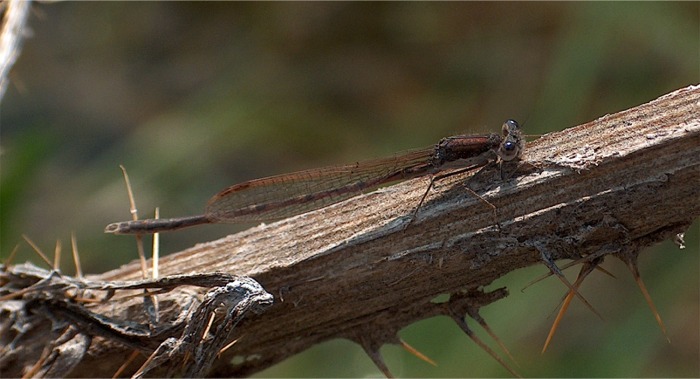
[542,287,575,354]
[152,207,160,279]
[147,209,161,324]
[70,232,83,278]
[181,350,191,371]
[359,340,394,378]
[112,350,139,378]
[542,257,602,353]
[218,337,241,358]
[202,312,217,341]
[466,307,518,367]
[3,243,20,266]
[594,264,616,279]
[119,165,149,279]
[521,269,552,292]
[0,285,33,301]
[133,347,158,379]
[522,256,587,292]
[522,251,612,292]
[399,338,437,367]
[22,234,52,268]
[620,254,670,343]
[23,344,51,379]
[450,311,521,378]
[53,239,61,271]
[538,249,603,320]
[119,164,138,220]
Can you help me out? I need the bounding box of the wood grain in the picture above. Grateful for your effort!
[3,85,698,377]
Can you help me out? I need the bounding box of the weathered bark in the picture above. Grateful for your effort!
[2,85,699,377]
[0,0,31,102]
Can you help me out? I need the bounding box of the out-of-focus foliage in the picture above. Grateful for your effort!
[1,2,697,377]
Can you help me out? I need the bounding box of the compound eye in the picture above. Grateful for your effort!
[503,141,515,151]
[503,119,520,135]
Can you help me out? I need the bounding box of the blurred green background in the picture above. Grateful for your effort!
[1,2,698,377]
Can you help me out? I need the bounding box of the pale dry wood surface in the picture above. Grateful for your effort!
[0,0,30,102]
[2,85,699,377]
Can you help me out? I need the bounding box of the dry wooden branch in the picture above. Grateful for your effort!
[2,85,699,377]
[0,0,31,102]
